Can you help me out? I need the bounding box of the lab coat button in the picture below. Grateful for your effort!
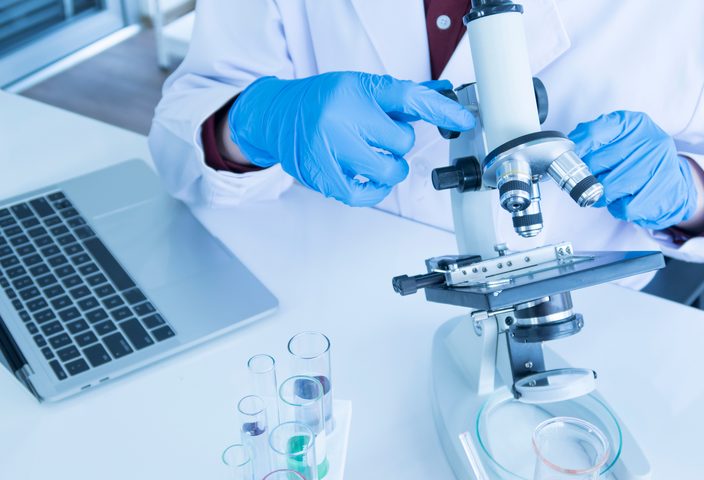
[436,15,451,30]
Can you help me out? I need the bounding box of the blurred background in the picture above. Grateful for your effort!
[0,0,194,134]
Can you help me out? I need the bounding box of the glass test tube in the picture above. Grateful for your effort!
[269,421,319,480]
[238,395,272,479]
[248,354,280,425]
[533,417,610,480]
[279,376,329,479]
[287,332,334,433]
[222,443,254,480]
[263,470,307,480]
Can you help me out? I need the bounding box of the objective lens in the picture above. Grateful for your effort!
[547,150,604,207]
[512,180,543,238]
[497,158,532,213]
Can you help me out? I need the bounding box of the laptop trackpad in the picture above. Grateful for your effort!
[90,196,231,289]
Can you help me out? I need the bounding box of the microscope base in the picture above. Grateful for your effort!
[431,315,652,480]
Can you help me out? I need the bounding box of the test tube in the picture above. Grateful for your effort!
[279,376,329,479]
[263,470,307,480]
[221,443,254,480]
[287,332,334,433]
[237,395,272,479]
[269,421,319,480]
[248,354,280,425]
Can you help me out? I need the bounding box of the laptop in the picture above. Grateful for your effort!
[0,159,278,402]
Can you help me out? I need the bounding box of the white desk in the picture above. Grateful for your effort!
[1,91,703,478]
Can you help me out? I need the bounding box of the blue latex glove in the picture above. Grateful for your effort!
[568,111,697,230]
[228,72,474,206]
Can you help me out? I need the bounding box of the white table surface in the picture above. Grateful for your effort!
[1,91,704,478]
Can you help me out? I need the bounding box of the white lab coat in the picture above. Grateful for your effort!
[149,0,704,289]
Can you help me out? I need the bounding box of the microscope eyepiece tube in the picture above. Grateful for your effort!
[547,150,604,207]
[496,158,532,213]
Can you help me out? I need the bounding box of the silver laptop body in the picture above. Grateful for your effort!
[0,160,277,401]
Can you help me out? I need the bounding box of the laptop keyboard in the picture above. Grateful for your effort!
[0,192,175,381]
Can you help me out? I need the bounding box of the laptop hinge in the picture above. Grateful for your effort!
[0,312,38,396]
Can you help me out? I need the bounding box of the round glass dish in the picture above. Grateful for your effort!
[475,387,622,479]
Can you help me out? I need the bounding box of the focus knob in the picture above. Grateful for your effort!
[431,157,482,192]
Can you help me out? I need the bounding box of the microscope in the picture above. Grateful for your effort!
[392,1,663,478]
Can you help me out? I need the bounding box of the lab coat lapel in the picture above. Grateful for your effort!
[349,0,431,81]
[439,0,570,83]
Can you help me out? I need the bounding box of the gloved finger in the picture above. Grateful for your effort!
[362,117,416,157]
[337,137,410,187]
[419,79,453,91]
[568,111,646,160]
[331,176,393,207]
[372,77,475,131]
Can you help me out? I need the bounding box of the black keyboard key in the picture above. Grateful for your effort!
[34,235,52,247]
[57,234,76,246]
[102,295,123,309]
[48,255,68,267]
[49,333,71,349]
[0,277,8,288]
[19,310,30,322]
[152,325,175,342]
[33,334,47,347]
[133,302,155,316]
[27,227,47,238]
[62,275,81,288]
[0,245,11,257]
[95,320,117,335]
[86,273,107,287]
[41,346,54,360]
[49,360,67,380]
[66,319,89,334]
[60,208,79,219]
[0,255,19,268]
[119,318,154,350]
[50,295,71,310]
[36,274,57,287]
[48,192,65,201]
[41,321,64,337]
[6,265,26,278]
[5,287,16,299]
[26,297,48,312]
[40,245,60,257]
[86,308,108,324]
[0,208,9,217]
[75,331,98,347]
[4,225,21,237]
[21,217,39,228]
[29,264,50,277]
[57,345,80,362]
[83,237,135,291]
[11,299,21,310]
[50,225,69,236]
[94,284,115,298]
[54,199,72,209]
[16,244,36,256]
[54,265,75,278]
[123,288,147,305]
[111,307,131,321]
[64,243,83,255]
[11,204,33,219]
[30,198,55,217]
[58,307,80,322]
[79,263,99,276]
[0,237,6,247]
[0,217,16,228]
[70,253,90,266]
[69,285,90,299]
[65,358,89,376]
[22,254,42,267]
[78,297,99,311]
[26,322,38,334]
[74,226,94,239]
[67,217,86,228]
[44,216,61,227]
[43,284,64,298]
[10,235,29,247]
[83,344,111,367]
[103,332,133,358]
[19,286,40,300]
[11,276,32,290]
[33,309,56,324]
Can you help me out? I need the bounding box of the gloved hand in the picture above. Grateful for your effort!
[228,72,474,206]
[568,111,697,230]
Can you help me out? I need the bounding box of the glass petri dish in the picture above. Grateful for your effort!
[475,387,622,480]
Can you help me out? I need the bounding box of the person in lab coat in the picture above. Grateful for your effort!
[148,0,704,289]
